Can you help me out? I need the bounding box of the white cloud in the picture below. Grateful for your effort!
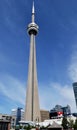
[39,85,54,110]
[0,74,26,105]
[51,83,73,100]
[0,74,76,113]
[39,45,77,113]
[39,82,76,112]
[68,47,77,82]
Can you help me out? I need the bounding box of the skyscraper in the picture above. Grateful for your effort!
[24,2,41,122]
[73,82,77,108]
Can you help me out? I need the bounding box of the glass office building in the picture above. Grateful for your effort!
[50,105,71,118]
[11,108,24,125]
[73,82,77,107]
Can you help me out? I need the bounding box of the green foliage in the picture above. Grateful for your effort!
[40,125,45,128]
[15,125,20,130]
[62,117,69,129]
[14,124,36,130]
[74,118,77,130]
[24,124,32,130]
[68,119,74,128]
[62,117,77,129]
[19,125,23,129]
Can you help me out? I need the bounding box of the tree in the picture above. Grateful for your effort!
[24,124,31,130]
[74,118,77,130]
[15,125,20,130]
[62,117,69,129]
[68,119,74,128]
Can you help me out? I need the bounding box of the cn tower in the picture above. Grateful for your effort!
[24,2,41,122]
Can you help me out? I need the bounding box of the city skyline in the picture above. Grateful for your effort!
[0,0,77,114]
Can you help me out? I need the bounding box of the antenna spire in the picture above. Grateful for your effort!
[32,1,35,22]
[32,1,35,14]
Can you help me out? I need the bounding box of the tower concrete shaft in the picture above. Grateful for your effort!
[24,2,41,122]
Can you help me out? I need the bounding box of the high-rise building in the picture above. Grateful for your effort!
[73,82,77,107]
[11,108,24,125]
[24,2,41,122]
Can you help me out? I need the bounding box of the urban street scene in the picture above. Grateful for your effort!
[0,0,77,130]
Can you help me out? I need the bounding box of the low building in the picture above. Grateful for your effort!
[40,109,49,122]
[50,105,71,119]
[0,113,15,129]
[0,113,12,121]
[0,120,10,130]
[0,114,11,130]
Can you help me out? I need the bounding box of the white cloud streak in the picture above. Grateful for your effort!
[0,73,76,113]
[39,43,77,113]
[0,74,26,105]
[39,82,76,112]
[68,46,77,82]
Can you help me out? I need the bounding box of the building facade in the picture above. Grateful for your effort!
[24,2,41,121]
[73,82,77,107]
[11,107,24,126]
[50,105,71,119]
[62,105,71,116]
[40,110,49,122]
[0,113,14,129]
[0,120,10,130]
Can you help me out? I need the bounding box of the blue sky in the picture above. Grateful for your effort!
[0,0,77,114]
